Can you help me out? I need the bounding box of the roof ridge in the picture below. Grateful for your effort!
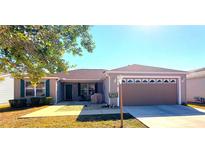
[110,64,186,72]
[189,67,205,73]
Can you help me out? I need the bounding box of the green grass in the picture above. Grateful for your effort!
[0,103,147,128]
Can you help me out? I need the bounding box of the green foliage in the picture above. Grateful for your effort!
[0,25,95,86]
[43,97,53,105]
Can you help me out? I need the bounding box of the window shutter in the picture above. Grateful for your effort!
[78,83,81,96]
[20,79,25,97]
[46,80,50,97]
[95,83,98,93]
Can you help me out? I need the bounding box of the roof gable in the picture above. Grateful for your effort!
[187,68,205,79]
[110,64,186,73]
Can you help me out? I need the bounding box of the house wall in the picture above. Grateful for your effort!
[14,78,58,103]
[0,75,14,104]
[103,77,109,104]
[46,79,58,103]
[14,79,20,99]
[187,77,205,102]
[57,81,63,102]
[105,73,186,106]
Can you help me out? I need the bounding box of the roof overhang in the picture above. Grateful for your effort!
[23,77,60,80]
[187,71,205,79]
[106,71,187,75]
[60,78,103,82]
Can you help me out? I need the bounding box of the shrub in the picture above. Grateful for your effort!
[42,97,53,105]
[30,97,53,106]
[9,98,27,108]
[30,97,42,106]
[181,102,187,106]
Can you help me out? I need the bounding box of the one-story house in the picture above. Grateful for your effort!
[13,64,187,106]
[187,68,205,102]
[0,74,14,104]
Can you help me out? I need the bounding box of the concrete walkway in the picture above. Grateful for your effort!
[21,104,120,118]
[125,105,205,128]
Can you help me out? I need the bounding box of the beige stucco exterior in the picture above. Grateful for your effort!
[14,79,20,99]
[12,68,186,106]
[50,79,58,103]
[187,77,205,102]
[14,78,58,103]
[103,78,109,104]
[104,72,186,106]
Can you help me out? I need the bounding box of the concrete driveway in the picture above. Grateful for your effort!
[124,105,205,128]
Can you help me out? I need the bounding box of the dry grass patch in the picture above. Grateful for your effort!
[187,103,205,110]
[0,103,147,128]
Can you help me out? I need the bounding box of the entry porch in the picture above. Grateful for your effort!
[57,80,104,103]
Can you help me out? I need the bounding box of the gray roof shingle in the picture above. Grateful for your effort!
[48,64,186,80]
[50,69,107,80]
[110,64,186,73]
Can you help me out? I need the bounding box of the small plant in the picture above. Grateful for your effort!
[42,97,53,105]
[9,98,27,108]
[30,97,42,106]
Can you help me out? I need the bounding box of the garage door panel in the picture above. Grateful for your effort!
[122,83,177,106]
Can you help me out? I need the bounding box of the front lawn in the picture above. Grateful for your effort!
[0,103,147,128]
[187,103,205,110]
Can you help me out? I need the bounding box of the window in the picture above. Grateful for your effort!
[127,79,134,84]
[156,79,162,83]
[88,84,95,95]
[25,81,46,97]
[142,79,148,83]
[25,81,34,97]
[170,79,177,84]
[80,83,95,97]
[36,82,46,96]
[122,79,126,84]
[135,79,142,83]
[149,79,156,83]
[163,79,169,83]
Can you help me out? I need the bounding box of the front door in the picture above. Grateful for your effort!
[65,85,72,100]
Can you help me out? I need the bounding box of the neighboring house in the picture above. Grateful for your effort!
[187,68,205,102]
[0,74,14,104]
[14,64,187,106]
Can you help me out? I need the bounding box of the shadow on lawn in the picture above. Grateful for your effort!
[0,104,49,113]
[0,106,31,113]
[76,113,135,122]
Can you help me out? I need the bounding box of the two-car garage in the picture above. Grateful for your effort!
[107,64,186,106]
[120,78,179,106]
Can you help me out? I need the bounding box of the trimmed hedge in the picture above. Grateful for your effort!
[42,97,53,105]
[9,97,53,108]
[9,98,27,108]
[30,97,42,106]
[30,97,53,106]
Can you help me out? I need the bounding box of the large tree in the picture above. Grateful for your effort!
[0,25,95,86]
